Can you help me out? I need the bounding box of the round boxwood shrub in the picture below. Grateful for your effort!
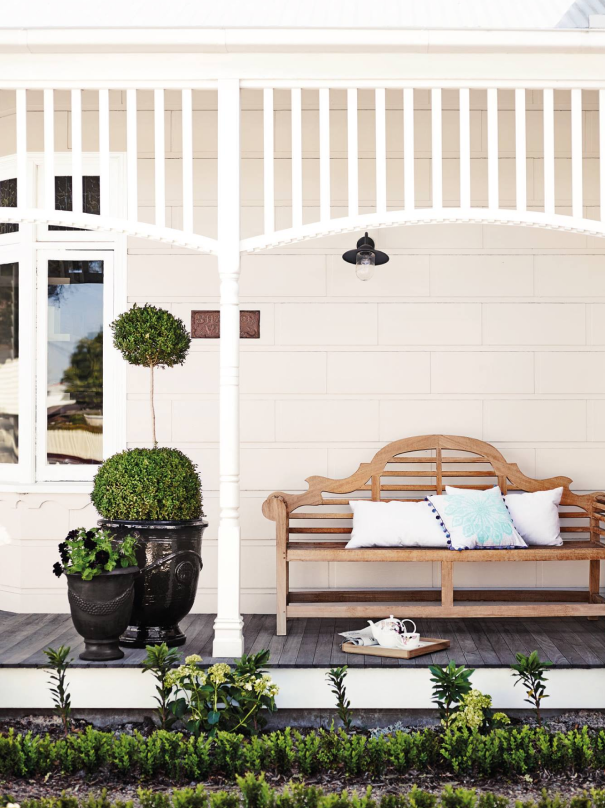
[91,447,203,521]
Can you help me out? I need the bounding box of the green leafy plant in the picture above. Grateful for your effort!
[52,526,138,581]
[91,447,202,522]
[42,645,72,736]
[429,661,474,729]
[111,304,190,446]
[142,643,182,729]
[511,650,553,726]
[449,689,509,733]
[167,652,278,737]
[326,665,353,731]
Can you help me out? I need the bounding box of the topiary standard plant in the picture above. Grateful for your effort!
[90,304,206,649]
[111,303,190,446]
[91,447,202,522]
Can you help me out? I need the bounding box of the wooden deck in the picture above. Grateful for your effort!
[1,611,605,668]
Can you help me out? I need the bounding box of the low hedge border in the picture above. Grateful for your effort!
[1,725,604,781]
[4,775,605,808]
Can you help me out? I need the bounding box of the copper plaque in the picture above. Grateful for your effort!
[191,310,260,339]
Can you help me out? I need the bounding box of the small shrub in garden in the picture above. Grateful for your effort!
[326,665,353,730]
[429,661,474,729]
[449,689,510,733]
[142,643,182,729]
[52,527,138,580]
[91,447,202,522]
[42,646,72,737]
[164,650,278,736]
[511,650,552,726]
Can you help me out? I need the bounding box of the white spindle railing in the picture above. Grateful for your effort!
[182,88,194,234]
[459,88,470,209]
[98,88,110,215]
[319,87,331,222]
[126,88,138,222]
[4,80,605,254]
[291,88,303,229]
[43,89,54,211]
[71,89,83,215]
[375,88,387,215]
[403,88,414,210]
[571,88,583,220]
[263,87,275,234]
[487,88,499,210]
[431,88,442,209]
[154,88,165,228]
[515,88,527,212]
[543,88,555,215]
[347,88,358,217]
[15,89,27,208]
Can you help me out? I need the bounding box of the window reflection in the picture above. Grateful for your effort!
[47,260,103,464]
[0,262,18,463]
[50,176,101,232]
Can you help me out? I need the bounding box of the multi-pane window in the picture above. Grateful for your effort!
[50,176,101,231]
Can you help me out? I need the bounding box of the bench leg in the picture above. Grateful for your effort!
[442,561,454,609]
[276,557,288,636]
[589,559,600,621]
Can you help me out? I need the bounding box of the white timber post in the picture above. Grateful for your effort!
[213,78,244,658]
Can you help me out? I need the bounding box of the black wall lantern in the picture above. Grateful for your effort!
[342,232,389,281]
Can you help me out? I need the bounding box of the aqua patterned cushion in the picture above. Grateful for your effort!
[427,486,527,550]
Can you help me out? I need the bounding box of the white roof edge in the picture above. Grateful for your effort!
[3,27,605,54]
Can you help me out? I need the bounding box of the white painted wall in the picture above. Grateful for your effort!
[1,88,605,613]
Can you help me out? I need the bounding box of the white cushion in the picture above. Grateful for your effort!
[345,500,449,549]
[503,487,563,546]
[429,486,527,550]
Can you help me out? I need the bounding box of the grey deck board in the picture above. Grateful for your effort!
[2,611,605,668]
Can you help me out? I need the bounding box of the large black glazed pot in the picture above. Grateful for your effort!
[98,518,206,648]
[66,567,139,661]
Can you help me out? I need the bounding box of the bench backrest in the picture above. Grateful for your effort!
[262,435,603,544]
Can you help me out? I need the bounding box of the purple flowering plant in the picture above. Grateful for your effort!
[53,527,138,581]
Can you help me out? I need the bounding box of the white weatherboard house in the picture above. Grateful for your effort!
[3,0,605,713]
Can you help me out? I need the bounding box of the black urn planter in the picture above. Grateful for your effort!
[66,567,139,661]
[98,518,206,648]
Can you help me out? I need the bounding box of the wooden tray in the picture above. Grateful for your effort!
[342,636,450,659]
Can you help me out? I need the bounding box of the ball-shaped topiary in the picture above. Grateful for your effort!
[91,447,203,522]
[111,303,191,369]
[111,304,191,446]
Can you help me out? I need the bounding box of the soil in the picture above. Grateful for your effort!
[2,712,605,805]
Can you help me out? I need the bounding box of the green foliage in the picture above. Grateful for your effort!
[91,447,202,521]
[42,646,72,737]
[510,651,553,726]
[167,651,278,737]
[3,725,605,782]
[8,783,605,808]
[326,666,353,731]
[111,304,190,370]
[429,661,475,729]
[449,690,507,734]
[142,643,182,730]
[54,527,138,581]
[61,330,103,410]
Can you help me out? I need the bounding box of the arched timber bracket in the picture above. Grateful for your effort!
[241,208,605,253]
[0,208,218,255]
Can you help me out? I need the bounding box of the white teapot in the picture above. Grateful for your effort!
[368,616,421,650]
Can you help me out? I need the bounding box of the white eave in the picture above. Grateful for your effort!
[3,27,605,54]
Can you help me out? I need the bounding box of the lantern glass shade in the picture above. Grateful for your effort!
[355,250,375,281]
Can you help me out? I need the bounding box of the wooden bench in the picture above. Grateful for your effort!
[262,435,605,635]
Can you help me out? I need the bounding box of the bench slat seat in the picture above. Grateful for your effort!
[262,435,605,635]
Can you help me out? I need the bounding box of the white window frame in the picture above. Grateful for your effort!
[0,151,127,488]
